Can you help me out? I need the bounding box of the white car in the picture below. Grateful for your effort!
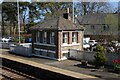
[115,43,120,47]
[89,40,98,46]
[83,43,90,49]
[1,37,13,43]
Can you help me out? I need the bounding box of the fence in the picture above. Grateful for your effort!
[0,42,15,49]
[10,43,32,57]
[69,49,120,66]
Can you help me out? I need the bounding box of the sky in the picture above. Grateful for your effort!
[0,0,119,23]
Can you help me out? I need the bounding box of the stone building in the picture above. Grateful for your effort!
[76,13,119,41]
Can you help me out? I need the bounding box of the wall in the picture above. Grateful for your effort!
[60,31,84,59]
[10,43,32,57]
[84,25,118,36]
[69,49,120,66]
[1,42,15,49]
[32,30,58,58]
[69,49,95,63]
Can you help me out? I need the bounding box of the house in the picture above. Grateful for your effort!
[30,10,84,61]
[76,13,119,41]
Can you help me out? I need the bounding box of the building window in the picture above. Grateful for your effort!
[50,32,55,44]
[36,31,40,43]
[103,25,109,31]
[103,25,106,30]
[43,32,47,43]
[91,25,95,29]
[63,32,68,44]
[72,32,77,43]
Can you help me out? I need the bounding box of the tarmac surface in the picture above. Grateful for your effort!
[0,49,120,80]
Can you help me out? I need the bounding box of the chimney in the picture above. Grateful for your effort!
[63,8,71,20]
[74,15,77,23]
[67,8,69,13]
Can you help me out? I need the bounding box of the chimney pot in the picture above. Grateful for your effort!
[67,8,69,13]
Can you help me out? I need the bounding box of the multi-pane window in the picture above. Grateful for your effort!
[63,33,68,43]
[50,32,55,44]
[43,32,47,43]
[36,32,40,43]
[72,32,77,43]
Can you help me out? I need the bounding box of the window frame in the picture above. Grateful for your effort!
[72,32,78,43]
[50,32,55,45]
[43,32,47,44]
[63,32,68,44]
[36,31,40,43]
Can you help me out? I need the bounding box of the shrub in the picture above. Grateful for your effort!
[94,45,107,68]
[14,37,25,43]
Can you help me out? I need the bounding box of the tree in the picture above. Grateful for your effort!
[19,2,29,33]
[94,45,107,68]
[75,2,111,15]
[2,2,72,35]
[2,2,17,36]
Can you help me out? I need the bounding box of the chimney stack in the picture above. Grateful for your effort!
[67,8,69,13]
[63,8,71,20]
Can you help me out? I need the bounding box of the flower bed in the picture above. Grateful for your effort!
[113,60,120,73]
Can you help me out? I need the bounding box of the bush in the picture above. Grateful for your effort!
[94,45,107,68]
[14,37,25,43]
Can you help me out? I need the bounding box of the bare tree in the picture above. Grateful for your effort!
[75,2,111,15]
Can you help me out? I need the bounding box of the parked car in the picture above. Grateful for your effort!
[89,40,98,46]
[1,37,14,43]
[83,43,90,50]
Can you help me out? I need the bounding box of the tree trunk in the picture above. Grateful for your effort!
[2,16,5,36]
[13,22,16,36]
[10,22,12,36]
[23,19,26,34]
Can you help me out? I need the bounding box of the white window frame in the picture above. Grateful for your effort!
[43,32,47,44]
[63,32,68,44]
[36,32,40,43]
[72,32,77,43]
[50,32,55,44]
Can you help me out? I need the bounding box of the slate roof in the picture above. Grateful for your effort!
[76,13,118,25]
[30,16,84,31]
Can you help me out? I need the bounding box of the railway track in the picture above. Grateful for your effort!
[0,66,39,80]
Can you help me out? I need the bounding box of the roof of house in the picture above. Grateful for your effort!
[76,13,118,25]
[30,16,84,31]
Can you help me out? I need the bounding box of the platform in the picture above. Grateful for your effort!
[0,53,98,80]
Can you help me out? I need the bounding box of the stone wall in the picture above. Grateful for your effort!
[69,49,120,66]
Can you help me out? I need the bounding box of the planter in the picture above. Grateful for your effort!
[114,69,120,74]
[81,60,88,66]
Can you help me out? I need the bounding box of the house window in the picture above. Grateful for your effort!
[103,25,109,31]
[103,25,106,30]
[72,32,77,43]
[43,32,47,43]
[63,32,68,44]
[50,32,55,44]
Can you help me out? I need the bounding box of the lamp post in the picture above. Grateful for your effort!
[73,0,74,23]
[17,0,20,43]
